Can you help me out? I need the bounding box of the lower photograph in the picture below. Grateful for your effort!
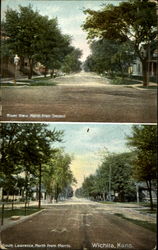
[0,122,157,250]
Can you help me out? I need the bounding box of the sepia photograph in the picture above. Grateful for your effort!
[1,0,157,123]
[0,123,157,250]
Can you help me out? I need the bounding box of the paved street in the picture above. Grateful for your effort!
[1,72,157,123]
[1,198,156,250]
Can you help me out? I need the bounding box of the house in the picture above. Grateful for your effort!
[130,49,158,80]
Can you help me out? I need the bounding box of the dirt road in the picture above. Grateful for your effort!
[1,198,156,250]
[1,72,157,123]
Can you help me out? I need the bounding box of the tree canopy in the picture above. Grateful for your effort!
[84,39,135,76]
[77,152,136,202]
[0,123,76,206]
[82,0,157,86]
[127,125,157,209]
[43,149,76,202]
[61,47,82,73]
[2,5,82,78]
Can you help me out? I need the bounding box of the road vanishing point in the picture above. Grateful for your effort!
[1,72,157,123]
[1,198,156,250]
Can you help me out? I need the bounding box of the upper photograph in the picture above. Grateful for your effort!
[1,0,157,123]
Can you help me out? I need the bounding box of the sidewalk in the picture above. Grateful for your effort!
[0,209,44,232]
[130,82,157,90]
[98,202,157,223]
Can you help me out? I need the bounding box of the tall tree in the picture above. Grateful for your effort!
[83,0,157,86]
[127,125,157,210]
[84,39,135,76]
[61,47,82,73]
[43,149,76,202]
[78,152,136,202]
[35,17,72,77]
[96,152,136,202]
[3,5,45,78]
[2,5,82,79]
[0,123,64,208]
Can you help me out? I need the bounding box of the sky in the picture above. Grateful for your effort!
[47,123,133,189]
[1,0,125,61]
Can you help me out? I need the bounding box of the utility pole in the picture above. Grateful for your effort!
[38,163,42,209]
[108,165,111,201]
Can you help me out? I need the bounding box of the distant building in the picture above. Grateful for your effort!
[130,49,158,80]
[138,182,157,203]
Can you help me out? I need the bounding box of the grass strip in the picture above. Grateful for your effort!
[114,213,156,232]
[1,81,57,86]
[136,209,157,214]
[110,77,141,85]
[0,207,43,218]
[98,201,115,204]
[30,80,57,86]
[139,86,157,89]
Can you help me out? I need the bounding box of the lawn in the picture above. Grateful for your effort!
[0,206,43,218]
[1,76,57,86]
[110,77,141,85]
[114,213,156,232]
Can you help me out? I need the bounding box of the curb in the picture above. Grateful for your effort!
[0,209,45,232]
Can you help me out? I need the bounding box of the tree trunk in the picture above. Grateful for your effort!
[20,56,25,73]
[103,192,106,201]
[50,69,54,78]
[28,58,33,79]
[12,194,14,210]
[2,188,4,202]
[25,171,28,205]
[50,195,53,203]
[142,60,149,87]
[146,180,154,211]
[38,163,42,209]
[44,67,47,78]
[55,184,59,203]
[118,190,125,202]
[7,191,9,201]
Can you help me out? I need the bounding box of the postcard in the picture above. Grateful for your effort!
[1,0,157,123]
[0,122,157,250]
[0,1,157,250]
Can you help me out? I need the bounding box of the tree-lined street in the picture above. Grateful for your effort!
[1,198,156,250]
[1,72,157,123]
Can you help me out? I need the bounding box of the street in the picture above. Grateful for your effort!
[1,198,156,250]
[1,72,157,123]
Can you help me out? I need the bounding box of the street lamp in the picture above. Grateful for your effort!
[14,54,20,84]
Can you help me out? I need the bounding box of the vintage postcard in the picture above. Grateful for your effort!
[1,0,157,123]
[0,1,157,250]
[0,122,157,250]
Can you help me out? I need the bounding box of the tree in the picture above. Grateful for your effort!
[43,149,76,202]
[0,123,64,208]
[78,152,136,202]
[34,17,72,77]
[127,125,157,210]
[2,5,82,79]
[3,5,46,78]
[81,175,99,200]
[1,123,24,177]
[83,0,157,86]
[96,152,136,202]
[84,39,135,77]
[61,47,82,73]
